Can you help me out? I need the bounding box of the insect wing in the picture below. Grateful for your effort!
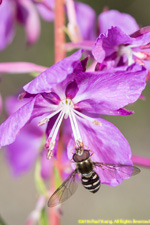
[48,170,78,207]
[94,162,140,179]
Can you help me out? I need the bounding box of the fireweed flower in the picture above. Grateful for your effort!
[0,51,147,185]
[92,26,150,71]
[0,0,54,50]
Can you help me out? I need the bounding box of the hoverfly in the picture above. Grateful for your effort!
[48,144,140,207]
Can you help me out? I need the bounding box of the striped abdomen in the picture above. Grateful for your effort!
[81,171,101,193]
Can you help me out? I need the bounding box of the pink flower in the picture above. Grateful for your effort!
[92,26,150,73]
[0,51,147,186]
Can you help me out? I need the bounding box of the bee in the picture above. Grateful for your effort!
[48,145,140,207]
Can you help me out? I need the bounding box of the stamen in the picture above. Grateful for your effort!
[69,111,78,141]
[45,137,55,159]
[38,108,62,126]
[45,111,65,159]
[38,118,49,126]
[133,51,149,60]
[49,111,64,142]
[134,58,145,66]
[47,149,54,160]
[43,98,101,159]
[70,110,82,140]
[73,109,102,126]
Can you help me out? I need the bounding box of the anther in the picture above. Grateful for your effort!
[38,118,49,126]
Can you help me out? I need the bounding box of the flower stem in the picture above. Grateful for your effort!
[54,0,66,63]
[132,155,150,168]
[49,168,60,225]
[48,0,66,224]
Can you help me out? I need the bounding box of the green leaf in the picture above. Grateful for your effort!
[39,208,48,225]
[35,158,47,196]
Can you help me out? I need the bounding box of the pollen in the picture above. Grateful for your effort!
[93,120,102,126]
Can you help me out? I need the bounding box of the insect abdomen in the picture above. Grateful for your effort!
[81,171,101,193]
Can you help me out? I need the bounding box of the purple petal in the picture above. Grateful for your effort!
[98,10,139,35]
[42,92,61,105]
[5,120,44,176]
[130,26,150,37]
[35,0,54,22]
[4,96,47,176]
[0,62,47,74]
[143,60,150,79]
[5,94,57,119]
[81,57,89,72]
[40,150,52,179]
[65,80,79,99]
[5,95,50,133]
[73,64,147,114]
[131,31,150,47]
[0,0,15,51]
[75,2,96,40]
[24,50,83,94]
[5,96,31,115]
[17,0,40,45]
[29,94,60,121]
[75,99,134,115]
[68,117,132,186]
[0,96,37,147]
[92,27,133,63]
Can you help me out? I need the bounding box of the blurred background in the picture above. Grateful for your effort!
[0,0,150,224]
